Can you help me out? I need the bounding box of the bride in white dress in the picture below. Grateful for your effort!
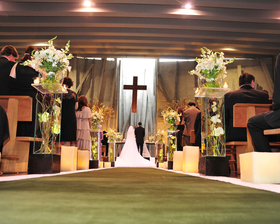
[115,126,156,168]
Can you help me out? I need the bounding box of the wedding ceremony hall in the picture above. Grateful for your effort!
[0,1,280,224]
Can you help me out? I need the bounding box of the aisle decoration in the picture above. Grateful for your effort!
[90,100,114,130]
[106,128,118,162]
[156,129,167,163]
[189,47,235,87]
[91,108,104,130]
[23,36,72,84]
[161,107,180,131]
[190,47,233,175]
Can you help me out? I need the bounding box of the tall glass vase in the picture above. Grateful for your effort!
[29,83,66,174]
[157,142,165,163]
[195,87,230,157]
[108,138,115,163]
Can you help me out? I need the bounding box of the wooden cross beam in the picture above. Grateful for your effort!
[123,76,147,113]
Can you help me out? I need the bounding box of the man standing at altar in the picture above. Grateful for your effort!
[0,45,19,95]
[224,72,269,142]
[135,122,145,156]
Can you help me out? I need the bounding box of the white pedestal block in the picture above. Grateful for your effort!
[77,150,90,170]
[104,162,111,168]
[150,157,155,164]
[60,146,78,171]
[173,151,183,171]
[99,161,104,168]
[158,162,164,168]
[240,152,280,184]
[183,146,199,173]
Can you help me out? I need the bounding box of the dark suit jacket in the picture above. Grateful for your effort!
[135,126,145,144]
[224,85,269,142]
[264,54,280,128]
[0,57,15,95]
[0,105,9,153]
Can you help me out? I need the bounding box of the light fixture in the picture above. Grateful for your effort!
[84,0,91,8]
[185,3,192,9]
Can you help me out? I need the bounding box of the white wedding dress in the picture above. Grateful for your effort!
[115,126,156,168]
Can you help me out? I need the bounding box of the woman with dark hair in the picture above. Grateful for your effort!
[176,107,184,151]
[7,46,39,137]
[61,77,77,146]
[76,95,91,151]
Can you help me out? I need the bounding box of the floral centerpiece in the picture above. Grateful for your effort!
[161,107,181,131]
[156,129,166,163]
[91,108,104,130]
[115,132,123,142]
[148,135,155,142]
[105,128,117,142]
[156,129,166,144]
[105,128,118,162]
[189,47,235,87]
[23,36,72,84]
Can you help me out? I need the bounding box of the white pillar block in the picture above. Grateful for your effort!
[173,151,183,171]
[60,146,78,171]
[183,146,199,173]
[77,150,90,170]
[104,162,111,168]
[240,152,280,184]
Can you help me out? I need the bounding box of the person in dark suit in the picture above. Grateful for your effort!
[135,122,145,156]
[0,105,9,154]
[248,54,280,152]
[224,72,270,142]
[0,45,19,95]
[7,46,39,137]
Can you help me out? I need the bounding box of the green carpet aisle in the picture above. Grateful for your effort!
[0,168,280,224]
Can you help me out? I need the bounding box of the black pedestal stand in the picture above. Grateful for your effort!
[199,156,229,176]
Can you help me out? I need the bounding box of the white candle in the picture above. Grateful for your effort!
[223,82,228,88]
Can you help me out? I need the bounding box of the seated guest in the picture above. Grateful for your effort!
[183,102,200,146]
[7,46,39,137]
[0,105,9,154]
[224,73,269,142]
[248,54,280,152]
[0,45,19,95]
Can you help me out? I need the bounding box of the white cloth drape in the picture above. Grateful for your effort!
[118,58,157,137]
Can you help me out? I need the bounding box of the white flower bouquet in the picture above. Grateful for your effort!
[91,109,104,129]
[23,36,72,83]
[105,128,118,142]
[161,108,181,130]
[189,47,235,87]
[156,129,167,144]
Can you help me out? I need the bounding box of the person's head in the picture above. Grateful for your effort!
[77,95,88,111]
[138,122,142,126]
[1,45,19,62]
[21,46,37,62]
[187,101,196,107]
[239,73,255,88]
[63,77,73,88]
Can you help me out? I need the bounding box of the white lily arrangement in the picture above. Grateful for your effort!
[91,108,104,129]
[161,107,181,130]
[23,36,72,83]
[189,47,235,87]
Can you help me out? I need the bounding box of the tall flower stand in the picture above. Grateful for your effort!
[156,142,165,167]
[108,139,115,167]
[196,87,230,176]
[28,83,67,174]
[89,129,102,169]
[167,130,178,169]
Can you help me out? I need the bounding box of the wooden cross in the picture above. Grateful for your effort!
[123,76,147,113]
